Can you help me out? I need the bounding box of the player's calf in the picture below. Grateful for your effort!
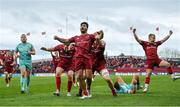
[101,69,117,96]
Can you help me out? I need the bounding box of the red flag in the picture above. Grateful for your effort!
[41,32,46,35]
[156,27,159,31]
[130,27,133,31]
[26,32,30,36]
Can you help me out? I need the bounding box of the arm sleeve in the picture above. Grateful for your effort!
[68,36,75,43]
[156,41,162,46]
[139,40,145,45]
[53,45,62,51]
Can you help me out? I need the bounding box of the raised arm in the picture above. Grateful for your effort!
[50,52,55,57]
[54,35,70,44]
[95,30,104,40]
[100,40,106,47]
[40,47,55,52]
[132,29,143,44]
[160,30,173,44]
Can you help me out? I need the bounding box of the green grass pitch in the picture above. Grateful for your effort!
[0,75,180,106]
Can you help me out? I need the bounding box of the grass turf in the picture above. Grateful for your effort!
[0,75,180,106]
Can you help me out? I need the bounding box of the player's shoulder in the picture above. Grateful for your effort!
[71,35,80,39]
[16,43,23,48]
[17,43,23,46]
[89,33,95,36]
[73,34,80,37]
[26,42,33,46]
[155,41,161,44]
[56,44,64,49]
[82,33,95,37]
[142,40,148,43]
[141,40,148,45]
[89,33,96,38]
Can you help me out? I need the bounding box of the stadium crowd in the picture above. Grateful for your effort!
[30,56,180,73]
[32,60,54,73]
[1,50,180,74]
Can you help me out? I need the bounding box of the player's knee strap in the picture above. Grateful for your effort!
[101,69,109,78]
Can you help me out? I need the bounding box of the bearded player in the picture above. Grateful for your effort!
[15,34,36,93]
[54,22,103,99]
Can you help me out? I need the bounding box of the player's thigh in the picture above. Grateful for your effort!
[26,63,32,72]
[56,67,64,76]
[19,65,26,75]
[159,60,170,67]
[100,69,110,80]
[85,69,92,78]
[131,78,137,85]
[133,75,139,81]
[67,70,74,76]
[9,73,12,78]
[4,72,8,77]
[67,70,74,80]
[116,76,125,84]
[146,69,153,73]
[24,70,31,77]
[77,69,83,78]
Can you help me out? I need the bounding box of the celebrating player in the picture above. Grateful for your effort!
[0,51,16,87]
[15,34,35,93]
[54,22,103,99]
[90,37,117,96]
[77,36,117,97]
[41,43,75,96]
[132,28,180,93]
[51,51,60,73]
